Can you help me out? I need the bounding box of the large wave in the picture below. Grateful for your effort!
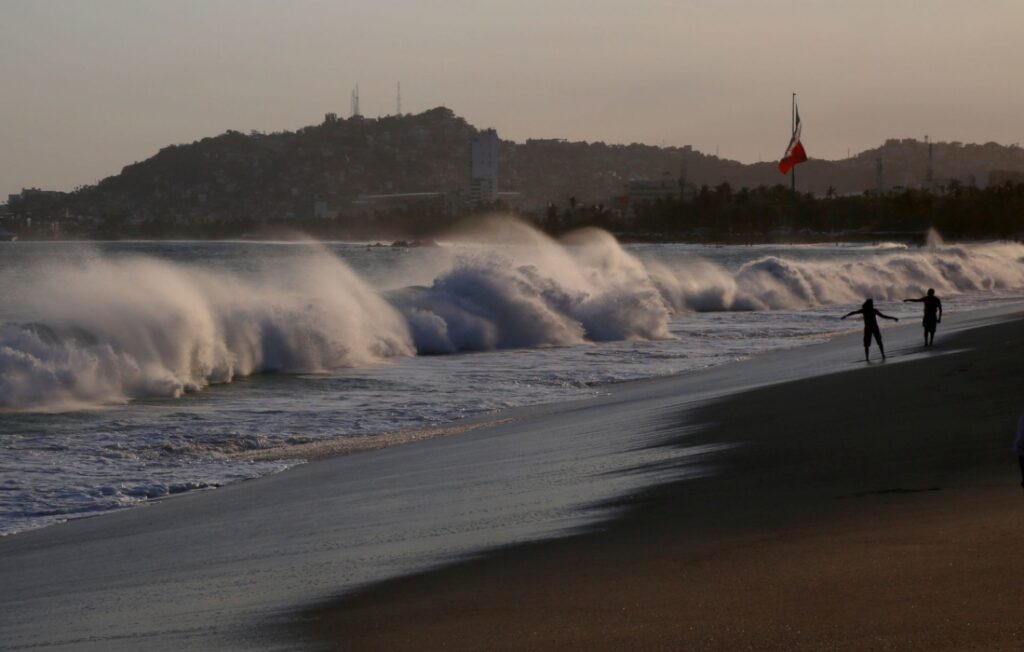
[2,222,1023,410]
[655,241,1024,311]
[396,225,672,353]
[0,249,414,411]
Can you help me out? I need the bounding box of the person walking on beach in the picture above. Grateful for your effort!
[842,299,899,362]
[904,289,942,346]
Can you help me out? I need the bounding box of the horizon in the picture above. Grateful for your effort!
[3,0,1024,198]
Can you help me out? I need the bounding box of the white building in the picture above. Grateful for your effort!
[469,129,499,204]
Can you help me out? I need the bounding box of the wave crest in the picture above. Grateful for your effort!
[2,224,1023,411]
[396,225,673,353]
[664,241,1024,311]
[0,251,414,411]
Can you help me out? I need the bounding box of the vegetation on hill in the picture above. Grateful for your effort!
[543,182,1024,242]
[4,108,1024,241]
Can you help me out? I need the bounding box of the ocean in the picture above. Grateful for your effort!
[2,223,1023,536]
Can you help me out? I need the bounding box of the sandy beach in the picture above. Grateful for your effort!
[2,308,1022,651]
[312,316,1024,651]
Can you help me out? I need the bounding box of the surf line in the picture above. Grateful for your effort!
[233,417,520,462]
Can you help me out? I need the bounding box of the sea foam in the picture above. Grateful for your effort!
[660,241,1024,311]
[0,248,413,410]
[2,221,1023,411]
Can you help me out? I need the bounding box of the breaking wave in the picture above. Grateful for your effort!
[396,226,672,353]
[0,250,414,411]
[2,221,1023,411]
[655,240,1024,311]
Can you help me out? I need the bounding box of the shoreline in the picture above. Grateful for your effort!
[309,314,1024,650]
[0,304,856,538]
[1,308,1021,650]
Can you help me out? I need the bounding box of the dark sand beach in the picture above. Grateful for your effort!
[313,316,1024,651]
[2,310,1022,651]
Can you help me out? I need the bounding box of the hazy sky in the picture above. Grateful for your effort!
[3,0,1024,198]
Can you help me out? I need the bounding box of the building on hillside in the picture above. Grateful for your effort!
[614,173,687,217]
[624,175,684,202]
[495,191,524,208]
[469,129,499,204]
[351,191,453,216]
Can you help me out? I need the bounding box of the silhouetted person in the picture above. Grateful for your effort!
[904,289,942,346]
[842,298,899,362]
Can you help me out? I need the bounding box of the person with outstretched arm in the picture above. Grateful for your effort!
[842,298,899,362]
[904,289,942,346]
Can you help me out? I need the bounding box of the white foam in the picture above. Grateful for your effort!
[2,225,1023,412]
[395,222,674,353]
[659,240,1024,311]
[0,247,414,411]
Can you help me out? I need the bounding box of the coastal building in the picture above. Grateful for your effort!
[496,191,524,208]
[351,191,452,216]
[624,175,684,203]
[469,129,499,204]
[615,173,684,214]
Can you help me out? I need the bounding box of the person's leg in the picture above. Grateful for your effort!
[925,318,937,346]
[863,330,871,361]
[876,329,886,359]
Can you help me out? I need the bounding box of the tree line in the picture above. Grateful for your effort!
[6,182,1024,242]
[534,182,1024,242]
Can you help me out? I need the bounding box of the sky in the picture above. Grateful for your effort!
[2,0,1024,198]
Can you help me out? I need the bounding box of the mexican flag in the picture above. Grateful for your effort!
[778,105,808,174]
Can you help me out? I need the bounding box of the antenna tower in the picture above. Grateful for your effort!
[350,85,361,118]
[396,82,402,115]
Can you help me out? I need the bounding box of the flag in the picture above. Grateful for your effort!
[779,105,808,174]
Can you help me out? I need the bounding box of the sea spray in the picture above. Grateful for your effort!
[658,241,1024,311]
[396,222,675,352]
[0,248,414,411]
[2,226,1024,412]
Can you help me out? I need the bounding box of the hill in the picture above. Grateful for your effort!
[6,107,1024,228]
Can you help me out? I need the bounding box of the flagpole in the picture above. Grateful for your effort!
[791,92,796,193]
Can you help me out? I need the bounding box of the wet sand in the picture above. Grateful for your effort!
[312,317,1024,651]
[3,309,1021,651]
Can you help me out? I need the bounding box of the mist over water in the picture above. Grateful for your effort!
[2,221,1023,413]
